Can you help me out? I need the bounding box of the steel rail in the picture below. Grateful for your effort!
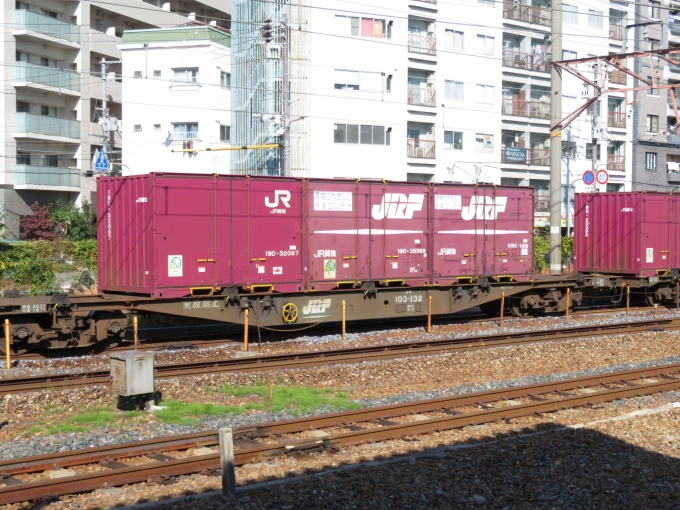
[0,317,677,396]
[1,363,679,504]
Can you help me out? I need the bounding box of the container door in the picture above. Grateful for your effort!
[231,179,303,292]
[641,194,671,274]
[154,176,217,295]
[215,177,232,288]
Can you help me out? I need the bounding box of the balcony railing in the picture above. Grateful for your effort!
[407,139,436,159]
[501,146,550,166]
[14,10,80,44]
[610,69,627,85]
[607,111,626,128]
[609,23,624,40]
[15,113,80,139]
[408,87,436,107]
[501,98,550,119]
[171,131,200,141]
[14,62,80,92]
[14,164,80,188]
[408,34,436,56]
[502,50,550,73]
[502,3,551,26]
[607,154,625,171]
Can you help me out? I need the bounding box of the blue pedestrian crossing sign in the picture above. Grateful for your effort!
[94,149,109,171]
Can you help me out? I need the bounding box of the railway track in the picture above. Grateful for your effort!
[1,362,679,505]
[0,317,677,397]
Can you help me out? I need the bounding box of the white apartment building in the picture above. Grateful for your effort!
[232,0,634,227]
[120,27,232,175]
[0,0,229,239]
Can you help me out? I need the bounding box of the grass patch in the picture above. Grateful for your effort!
[27,408,145,436]
[153,383,362,425]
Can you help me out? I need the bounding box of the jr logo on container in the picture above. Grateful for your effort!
[461,196,508,221]
[371,194,424,220]
[265,190,291,214]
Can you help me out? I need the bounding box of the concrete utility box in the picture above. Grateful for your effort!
[110,351,154,396]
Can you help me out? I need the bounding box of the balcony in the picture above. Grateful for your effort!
[15,113,80,140]
[408,34,436,56]
[502,50,550,73]
[502,3,551,27]
[607,111,626,129]
[171,131,200,141]
[610,69,627,85]
[408,87,436,107]
[14,62,80,93]
[407,139,436,159]
[501,146,549,166]
[502,98,550,119]
[607,154,625,171]
[14,10,80,44]
[14,165,80,189]
[609,24,623,40]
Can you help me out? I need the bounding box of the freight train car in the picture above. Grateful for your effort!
[0,175,580,352]
[574,191,680,306]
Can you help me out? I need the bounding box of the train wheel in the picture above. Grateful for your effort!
[508,298,529,317]
[282,303,299,323]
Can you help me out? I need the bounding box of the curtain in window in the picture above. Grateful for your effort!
[361,18,373,37]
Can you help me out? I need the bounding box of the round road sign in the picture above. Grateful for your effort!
[582,170,595,185]
[596,169,609,186]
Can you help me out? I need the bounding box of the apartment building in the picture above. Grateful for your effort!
[119,26,232,174]
[631,1,680,191]
[0,0,229,240]
[232,0,634,227]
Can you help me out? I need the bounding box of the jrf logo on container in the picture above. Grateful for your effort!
[371,194,424,220]
[461,196,508,221]
[265,190,291,214]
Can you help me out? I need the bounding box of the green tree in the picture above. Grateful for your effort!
[52,200,96,241]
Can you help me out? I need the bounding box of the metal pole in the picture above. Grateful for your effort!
[626,285,630,316]
[676,281,679,311]
[566,288,570,320]
[244,309,249,351]
[342,300,346,340]
[282,14,290,177]
[500,293,505,327]
[4,319,10,370]
[549,0,563,275]
[133,315,138,350]
[219,427,236,497]
[427,295,432,333]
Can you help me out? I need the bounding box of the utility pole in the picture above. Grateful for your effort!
[549,0,563,275]
[591,112,599,191]
[281,14,290,177]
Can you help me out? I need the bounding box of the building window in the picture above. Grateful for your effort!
[220,71,231,89]
[334,124,385,145]
[647,114,659,133]
[585,142,601,160]
[173,68,199,84]
[588,9,603,28]
[153,124,161,132]
[445,29,463,50]
[476,133,494,153]
[41,57,57,68]
[172,123,198,139]
[42,155,58,167]
[133,125,142,132]
[647,76,658,96]
[16,152,30,165]
[445,80,464,101]
[16,51,29,62]
[386,75,392,93]
[444,131,463,150]
[476,84,495,104]
[16,101,30,113]
[586,99,601,116]
[562,49,577,60]
[220,125,230,142]
[476,35,495,55]
[562,141,577,158]
[334,70,382,91]
[153,70,161,79]
[40,105,57,117]
[562,95,577,114]
[649,0,659,18]
[563,4,578,23]
[646,152,657,171]
[133,71,143,78]
[41,8,58,19]
[335,15,388,39]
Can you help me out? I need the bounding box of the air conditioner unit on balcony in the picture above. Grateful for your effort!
[416,148,424,158]
[537,200,549,211]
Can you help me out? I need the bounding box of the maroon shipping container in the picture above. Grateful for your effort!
[98,174,534,298]
[574,192,678,276]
